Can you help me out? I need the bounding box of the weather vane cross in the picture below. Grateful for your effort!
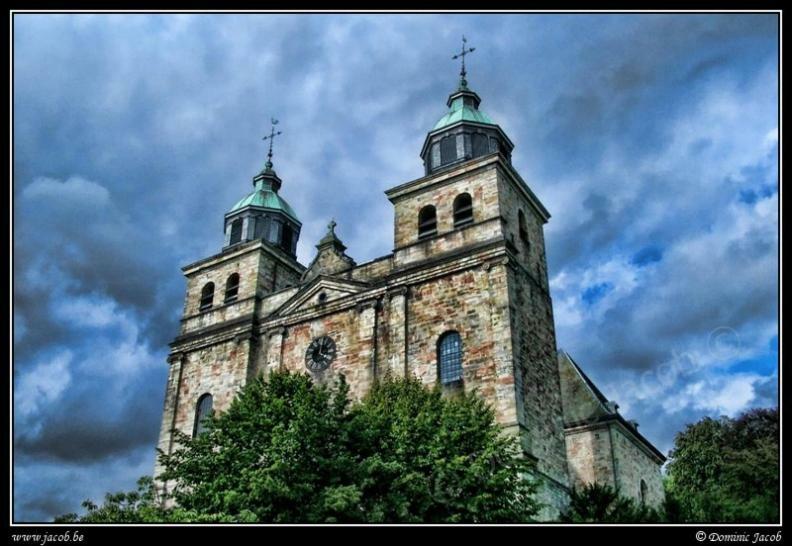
[262,118,283,169]
[452,35,475,86]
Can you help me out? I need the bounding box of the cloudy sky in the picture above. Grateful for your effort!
[12,13,778,522]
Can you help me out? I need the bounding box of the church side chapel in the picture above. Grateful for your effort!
[155,38,666,519]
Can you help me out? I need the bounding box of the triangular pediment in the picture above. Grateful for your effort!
[274,275,369,317]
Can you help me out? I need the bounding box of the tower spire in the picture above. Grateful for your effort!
[261,117,282,172]
[452,35,476,90]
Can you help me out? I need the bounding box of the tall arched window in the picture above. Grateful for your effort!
[453,193,473,228]
[440,135,457,166]
[199,282,215,312]
[518,209,529,245]
[418,205,437,239]
[640,479,648,506]
[437,331,463,385]
[224,273,240,304]
[229,218,243,245]
[193,393,213,437]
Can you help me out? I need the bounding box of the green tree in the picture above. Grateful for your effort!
[59,370,539,523]
[348,374,539,522]
[559,482,662,523]
[665,407,779,523]
[53,477,168,523]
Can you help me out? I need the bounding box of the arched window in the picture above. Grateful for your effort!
[440,135,457,166]
[472,133,489,157]
[518,209,529,245]
[199,282,214,312]
[282,224,293,253]
[437,331,463,385]
[229,218,243,245]
[193,394,213,437]
[453,193,473,228]
[418,205,437,239]
[224,273,239,304]
[640,479,648,506]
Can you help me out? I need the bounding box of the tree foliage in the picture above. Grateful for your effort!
[60,370,539,523]
[665,407,779,523]
[559,482,662,523]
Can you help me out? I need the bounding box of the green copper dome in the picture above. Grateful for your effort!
[229,179,300,223]
[432,94,496,131]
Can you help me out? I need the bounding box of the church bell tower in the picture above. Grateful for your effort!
[154,121,305,490]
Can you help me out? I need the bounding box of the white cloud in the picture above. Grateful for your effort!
[15,351,73,417]
[22,176,110,208]
[665,373,765,416]
[52,295,119,328]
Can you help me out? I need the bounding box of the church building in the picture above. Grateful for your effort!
[155,45,666,519]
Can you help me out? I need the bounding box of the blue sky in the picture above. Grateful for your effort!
[12,13,779,522]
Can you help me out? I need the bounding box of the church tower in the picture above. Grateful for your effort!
[385,39,569,513]
[154,124,305,484]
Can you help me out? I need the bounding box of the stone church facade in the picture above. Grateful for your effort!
[155,71,666,519]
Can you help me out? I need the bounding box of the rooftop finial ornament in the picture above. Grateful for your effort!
[452,35,475,89]
[261,118,283,172]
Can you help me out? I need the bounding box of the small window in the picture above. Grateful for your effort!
[472,133,488,157]
[440,135,457,166]
[229,219,243,245]
[268,220,281,244]
[437,331,463,384]
[224,273,239,304]
[490,137,499,154]
[282,224,293,253]
[254,216,268,239]
[199,282,214,312]
[518,209,529,245]
[640,480,648,506]
[193,394,213,437]
[453,193,473,228]
[418,205,437,239]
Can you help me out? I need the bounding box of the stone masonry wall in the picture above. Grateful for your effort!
[565,427,617,490]
[391,161,501,261]
[496,168,550,292]
[497,166,570,519]
[404,264,518,425]
[182,247,262,320]
[181,243,302,330]
[610,424,665,508]
[155,335,255,482]
[272,307,377,402]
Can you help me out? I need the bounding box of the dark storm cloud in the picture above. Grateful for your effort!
[15,357,165,463]
[13,13,778,521]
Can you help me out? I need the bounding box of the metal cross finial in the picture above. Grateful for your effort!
[262,118,283,170]
[452,35,475,86]
[328,218,337,234]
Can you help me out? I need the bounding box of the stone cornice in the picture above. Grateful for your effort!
[170,313,256,350]
[391,215,502,254]
[384,154,550,224]
[181,239,305,276]
[255,241,508,331]
[385,153,500,202]
[564,415,666,464]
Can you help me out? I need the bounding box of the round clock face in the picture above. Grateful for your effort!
[305,336,337,372]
